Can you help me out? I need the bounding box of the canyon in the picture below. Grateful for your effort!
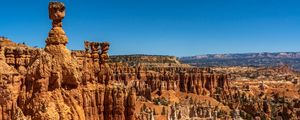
[0,2,299,120]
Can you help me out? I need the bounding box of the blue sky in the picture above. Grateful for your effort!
[0,0,300,57]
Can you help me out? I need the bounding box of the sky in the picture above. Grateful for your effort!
[0,0,300,57]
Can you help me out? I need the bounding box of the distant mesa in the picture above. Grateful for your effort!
[180,52,300,71]
[109,54,189,67]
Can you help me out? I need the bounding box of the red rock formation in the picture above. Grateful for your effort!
[0,53,26,120]
[0,2,232,120]
[126,89,136,120]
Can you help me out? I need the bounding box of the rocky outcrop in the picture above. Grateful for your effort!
[0,37,26,48]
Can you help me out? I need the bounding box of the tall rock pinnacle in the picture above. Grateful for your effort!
[27,2,80,92]
[46,2,68,46]
[45,2,70,56]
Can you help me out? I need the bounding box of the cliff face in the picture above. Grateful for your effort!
[0,2,230,120]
